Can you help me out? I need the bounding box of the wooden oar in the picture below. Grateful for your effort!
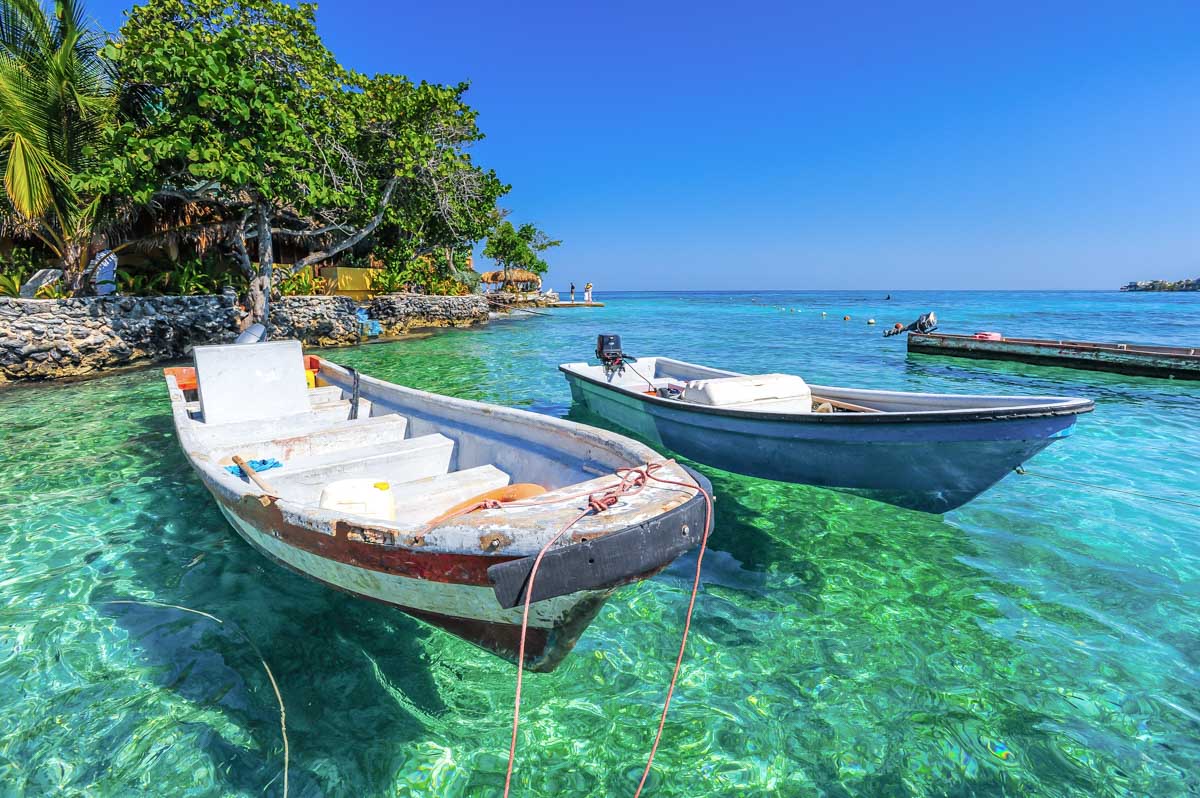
[811,395,882,413]
[232,455,279,504]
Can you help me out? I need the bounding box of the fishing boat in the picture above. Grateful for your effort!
[165,340,710,671]
[560,336,1093,513]
[908,332,1200,380]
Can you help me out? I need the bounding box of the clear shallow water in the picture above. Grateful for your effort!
[1,290,1198,796]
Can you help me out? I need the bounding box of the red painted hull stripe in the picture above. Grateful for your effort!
[218,492,515,587]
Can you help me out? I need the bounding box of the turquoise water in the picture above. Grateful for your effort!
[1,290,1197,796]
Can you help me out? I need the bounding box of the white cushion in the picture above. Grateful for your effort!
[194,340,311,425]
[684,373,811,410]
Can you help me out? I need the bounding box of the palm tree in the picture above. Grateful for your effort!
[0,0,117,292]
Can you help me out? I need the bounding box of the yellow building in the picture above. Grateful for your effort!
[317,265,378,301]
[318,255,475,300]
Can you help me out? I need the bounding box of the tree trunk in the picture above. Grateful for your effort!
[60,240,89,295]
[248,204,274,325]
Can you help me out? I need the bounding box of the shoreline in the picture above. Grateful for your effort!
[0,293,489,387]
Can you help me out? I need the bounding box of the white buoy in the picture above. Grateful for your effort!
[867,318,876,325]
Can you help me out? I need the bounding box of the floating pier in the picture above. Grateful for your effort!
[548,301,605,308]
[908,332,1200,380]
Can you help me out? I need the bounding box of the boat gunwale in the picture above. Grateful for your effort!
[559,359,1095,424]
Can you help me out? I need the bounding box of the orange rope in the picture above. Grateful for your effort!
[502,502,591,797]
[498,462,714,797]
[631,468,713,797]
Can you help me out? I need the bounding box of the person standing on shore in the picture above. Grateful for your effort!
[570,282,575,302]
[584,282,593,302]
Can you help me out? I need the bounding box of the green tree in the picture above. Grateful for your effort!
[0,0,121,291]
[483,220,560,281]
[95,0,505,322]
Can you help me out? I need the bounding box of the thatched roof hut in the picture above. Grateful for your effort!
[480,268,542,287]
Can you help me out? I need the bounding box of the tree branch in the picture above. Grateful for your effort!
[245,222,351,239]
[287,177,399,273]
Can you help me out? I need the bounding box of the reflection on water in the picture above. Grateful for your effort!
[0,291,1197,796]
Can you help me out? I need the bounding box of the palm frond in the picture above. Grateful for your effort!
[3,131,58,215]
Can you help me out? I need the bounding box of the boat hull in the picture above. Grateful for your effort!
[908,333,1200,380]
[564,373,1078,513]
[215,495,610,671]
[207,473,709,671]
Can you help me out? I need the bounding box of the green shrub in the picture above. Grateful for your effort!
[165,258,218,295]
[277,268,329,296]
[117,270,170,296]
[0,274,23,297]
[370,268,407,294]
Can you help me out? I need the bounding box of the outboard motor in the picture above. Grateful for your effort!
[596,333,630,378]
[884,311,937,338]
[235,323,268,344]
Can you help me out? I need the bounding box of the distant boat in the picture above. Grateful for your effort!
[908,332,1200,380]
[167,341,710,671]
[560,347,1092,513]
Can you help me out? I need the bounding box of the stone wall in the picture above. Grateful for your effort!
[369,293,489,336]
[0,292,244,383]
[269,295,361,347]
[0,291,492,385]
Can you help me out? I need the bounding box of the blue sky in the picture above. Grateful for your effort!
[87,1,1200,290]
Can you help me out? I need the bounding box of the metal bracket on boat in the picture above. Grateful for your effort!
[347,367,362,420]
[486,468,713,609]
[480,531,513,551]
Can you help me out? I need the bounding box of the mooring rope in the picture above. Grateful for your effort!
[1013,466,1200,510]
[104,600,289,798]
[496,462,714,797]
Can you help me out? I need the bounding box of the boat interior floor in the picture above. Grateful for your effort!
[203,386,514,525]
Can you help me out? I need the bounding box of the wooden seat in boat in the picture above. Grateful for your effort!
[209,414,409,464]
[188,340,522,524]
[268,433,459,503]
[388,465,512,524]
[307,385,344,405]
[192,402,364,448]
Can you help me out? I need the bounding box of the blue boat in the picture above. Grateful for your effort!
[559,348,1093,513]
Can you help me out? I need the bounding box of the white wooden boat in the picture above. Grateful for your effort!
[165,341,710,671]
[561,344,1093,513]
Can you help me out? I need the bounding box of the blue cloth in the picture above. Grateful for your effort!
[225,458,282,478]
[91,250,118,296]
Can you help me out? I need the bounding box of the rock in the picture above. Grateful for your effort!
[18,269,63,298]
[0,290,488,385]
[0,294,244,384]
[368,293,489,336]
[269,295,361,347]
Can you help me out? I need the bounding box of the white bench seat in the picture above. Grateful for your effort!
[308,385,344,405]
[209,413,409,465]
[192,402,357,449]
[270,433,457,504]
[390,465,512,524]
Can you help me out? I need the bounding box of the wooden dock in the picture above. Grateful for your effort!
[908,332,1200,380]
[548,301,605,308]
